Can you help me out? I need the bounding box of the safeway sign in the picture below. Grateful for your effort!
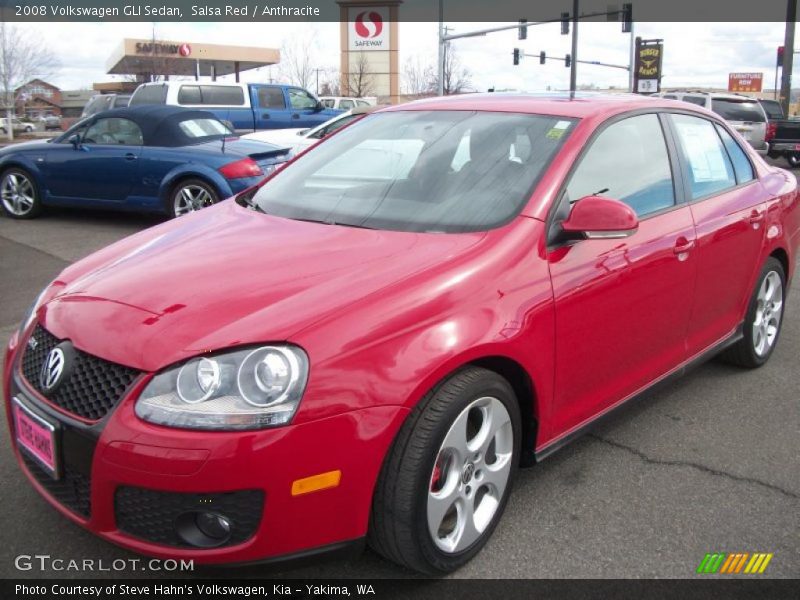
[728,73,763,92]
[348,6,390,51]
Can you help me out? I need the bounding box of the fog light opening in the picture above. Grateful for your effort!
[174,511,233,548]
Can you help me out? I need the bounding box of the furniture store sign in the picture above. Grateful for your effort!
[348,6,390,51]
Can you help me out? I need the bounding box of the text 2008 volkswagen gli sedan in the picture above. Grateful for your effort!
[4,95,799,573]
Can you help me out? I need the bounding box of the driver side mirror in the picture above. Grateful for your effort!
[68,134,82,149]
[561,196,639,239]
[313,101,324,112]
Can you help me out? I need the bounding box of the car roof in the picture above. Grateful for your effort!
[84,105,224,146]
[380,92,702,120]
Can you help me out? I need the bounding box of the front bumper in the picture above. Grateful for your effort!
[3,329,408,564]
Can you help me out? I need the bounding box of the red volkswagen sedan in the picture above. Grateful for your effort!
[4,94,799,573]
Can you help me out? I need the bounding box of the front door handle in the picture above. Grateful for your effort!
[673,237,696,255]
[291,114,300,119]
[124,153,137,161]
[748,210,765,226]
[261,113,271,119]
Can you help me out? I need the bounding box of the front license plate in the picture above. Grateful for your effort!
[12,397,60,479]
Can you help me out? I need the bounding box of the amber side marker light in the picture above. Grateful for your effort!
[291,470,342,496]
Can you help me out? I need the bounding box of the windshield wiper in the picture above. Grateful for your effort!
[290,217,376,230]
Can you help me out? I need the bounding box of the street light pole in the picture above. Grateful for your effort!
[569,0,579,92]
[628,20,636,92]
[437,0,445,96]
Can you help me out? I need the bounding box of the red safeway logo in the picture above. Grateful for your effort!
[354,11,383,39]
[179,43,192,57]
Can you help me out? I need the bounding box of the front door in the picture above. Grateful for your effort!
[547,113,698,437]
[46,117,142,202]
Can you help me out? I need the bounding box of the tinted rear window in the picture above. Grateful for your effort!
[130,85,168,105]
[760,100,784,120]
[711,99,766,122]
[178,85,245,106]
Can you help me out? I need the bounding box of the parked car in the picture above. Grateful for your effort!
[130,81,343,133]
[319,96,376,110]
[4,95,798,574]
[242,105,377,152]
[0,105,290,219]
[759,99,800,167]
[81,93,131,118]
[657,91,769,155]
[0,118,35,135]
[40,115,62,131]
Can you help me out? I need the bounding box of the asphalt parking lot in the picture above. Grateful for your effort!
[0,203,798,580]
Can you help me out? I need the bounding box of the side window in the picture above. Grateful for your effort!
[177,85,202,104]
[566,114,676,217]
[288,88,318,110]
[715,124,754,184]
[357,100,370,107]
[82,118,143,146]
[316,114,357,138]
[670,114,737,199]
[321,99,335,108]
[258,87,286,109]
[663,94,677,99]
[340,99,355,110]
[200,85,245,106]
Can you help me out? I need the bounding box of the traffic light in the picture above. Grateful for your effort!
[778,46,785,67]
[561,12,570,35]
[513,48,521,66]
[621,3,632,33]
[565,54,571,67]
[539,51,546,64]
[518,19,527,40]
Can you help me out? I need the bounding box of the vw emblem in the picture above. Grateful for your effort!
[40,347,66,392]
[461,462,475,485]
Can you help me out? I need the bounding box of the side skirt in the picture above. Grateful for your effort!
[533,323,745,463]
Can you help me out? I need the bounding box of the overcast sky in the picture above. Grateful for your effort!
[11,20,789,93]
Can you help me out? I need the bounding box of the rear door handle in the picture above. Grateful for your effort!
[292,114,300,119]
[673,237,696,255]
[261,113,271,119]
[124,153,137,161]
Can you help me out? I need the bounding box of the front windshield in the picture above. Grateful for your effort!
[253,110,575,233]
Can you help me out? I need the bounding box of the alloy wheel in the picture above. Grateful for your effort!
[753,271,783,357]
[1,172,36,216]
[427,396,513,554]
[173,184,215,216]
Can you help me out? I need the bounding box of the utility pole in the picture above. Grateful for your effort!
[628,21,635,92]
[570,0,579,92]
[780,0,796,116]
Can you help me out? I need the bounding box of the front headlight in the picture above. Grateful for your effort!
[135,345,309,430]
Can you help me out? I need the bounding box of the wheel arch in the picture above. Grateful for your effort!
[769,246,790,280]
[158,166,230,208]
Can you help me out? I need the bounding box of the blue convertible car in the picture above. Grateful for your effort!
[0,105,291,219]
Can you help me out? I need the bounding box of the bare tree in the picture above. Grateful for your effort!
[278,35,316,89]
[0,22,59,139]
[428,44,472,95]
[402,55,434,96]
[344,53,374,98]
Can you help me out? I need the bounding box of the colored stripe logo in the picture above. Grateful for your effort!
[697,552,773,574]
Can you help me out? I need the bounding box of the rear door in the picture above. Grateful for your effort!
[666,113,767,355]
[250,85,293,130]
[547,113,698,435]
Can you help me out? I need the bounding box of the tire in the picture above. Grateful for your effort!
[368,366,521,574]
[786,153,800,168]
[721,257,786,368]
[168,178,219,218]
[0,167,43,219]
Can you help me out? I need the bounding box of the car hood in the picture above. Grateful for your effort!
[0,140,51,153]
[41,201,484,372]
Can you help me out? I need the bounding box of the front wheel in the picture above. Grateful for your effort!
[721,257,786,368]
[168,178,219,218]
[369,367,521,574]
[0,168,43,219]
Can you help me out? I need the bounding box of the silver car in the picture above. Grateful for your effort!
[657,91,769,155]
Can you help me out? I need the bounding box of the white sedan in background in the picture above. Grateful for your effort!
[242,106,377,153]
